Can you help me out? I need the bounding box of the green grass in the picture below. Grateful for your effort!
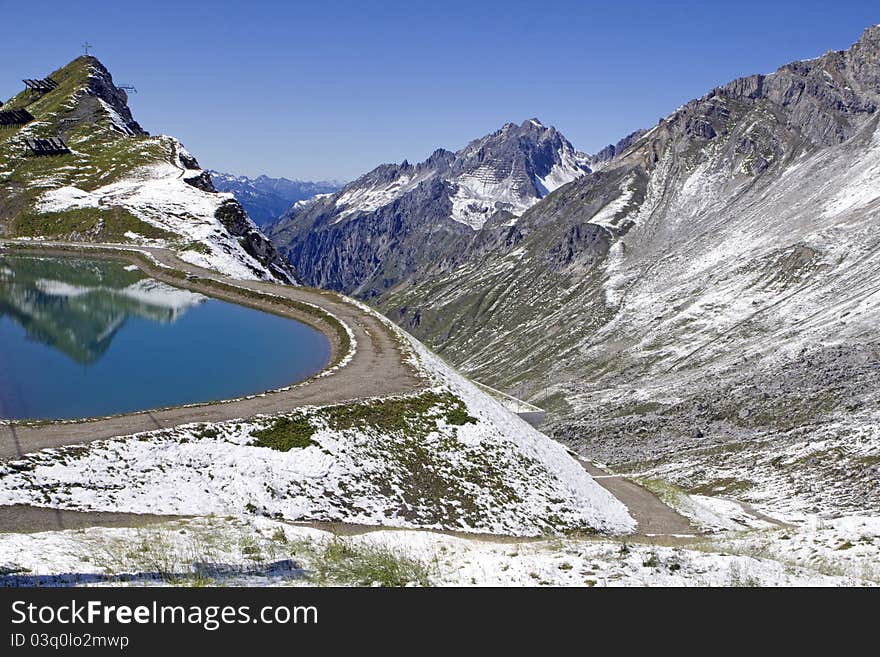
[299,537,431,587]
[14,207,174,242]
[635,477,689,509]
[444,404,479,426]
[726,562,762,587]
[193,425,221,439]
[182,241,213,255]
[320,392,476,433]
[0,56,178,236]
[248,393,475,452]
[241,391,524,528]
[688,477,753,496]
[79,522,432,587]
[251,417,317,451]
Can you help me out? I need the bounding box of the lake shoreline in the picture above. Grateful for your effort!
[0,240,424,462]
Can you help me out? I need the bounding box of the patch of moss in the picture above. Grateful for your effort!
[636,477,688,509]
[444,404,478,426]
[688,477,753,496]
[194,425,221,440]
[183,241,212,255]
[320,392,475,433]
[251,417,317,451]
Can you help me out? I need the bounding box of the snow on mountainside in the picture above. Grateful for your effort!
[323,118,590,230]
[268,118,592,295]
[274,25,880,528]
[4,511,879,586]
[208,171,342,228]
[0,300,635,536]
[449,119,591,228]
[0,56,298,283]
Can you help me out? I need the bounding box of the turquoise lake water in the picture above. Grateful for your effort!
[0,254,330,420]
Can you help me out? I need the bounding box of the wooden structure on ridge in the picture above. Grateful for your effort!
[0,108,34,127]
[24,137,70,156]
[22,78,59,94]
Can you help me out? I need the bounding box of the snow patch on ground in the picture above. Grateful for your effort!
[1,514,874,586]
[587,175,636,229]
[34,138,278,281]
[449,166,541,229]
[292,193,332,213]
[340,295,635,533]
[822,122,880,219]
[333,170,437,222]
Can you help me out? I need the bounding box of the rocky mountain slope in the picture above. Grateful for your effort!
[0,56,298,283]
[273,26,880,520]
[208,171,342,228]
[268,118,592,296]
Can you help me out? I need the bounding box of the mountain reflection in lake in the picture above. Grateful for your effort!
[0,254,330,420]
[0,255,206,364]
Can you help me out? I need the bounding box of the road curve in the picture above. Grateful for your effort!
[576,457,696,536]
[0,241,424,462]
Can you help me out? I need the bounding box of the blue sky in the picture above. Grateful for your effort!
[1,1,877,180]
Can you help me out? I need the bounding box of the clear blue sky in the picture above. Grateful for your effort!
[1,1,877,180]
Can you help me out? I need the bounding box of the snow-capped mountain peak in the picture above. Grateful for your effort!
[320,118,591,231]
[447,119,592,228]
[267,118,594,295]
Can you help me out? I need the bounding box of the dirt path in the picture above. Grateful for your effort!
[0,240,424,462]
[0,504,181,533]
[576,457,696,536]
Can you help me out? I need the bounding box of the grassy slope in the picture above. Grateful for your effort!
[0,57,174,241]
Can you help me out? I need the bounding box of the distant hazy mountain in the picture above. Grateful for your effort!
[268,118,592,295]
[209,172,342,229]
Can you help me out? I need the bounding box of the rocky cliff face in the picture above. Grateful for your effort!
[0,56,298,283]
[214,198,302,283]
[79,57,146,137]
[268,118,591,296]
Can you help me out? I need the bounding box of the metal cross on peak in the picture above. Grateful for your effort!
[82,42,93,56]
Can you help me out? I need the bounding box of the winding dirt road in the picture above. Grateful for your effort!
[0,241,694,539]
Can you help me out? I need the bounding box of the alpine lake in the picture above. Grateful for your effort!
[0,253,330,420]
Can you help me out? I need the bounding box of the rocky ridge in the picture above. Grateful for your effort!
[268,118,592,296]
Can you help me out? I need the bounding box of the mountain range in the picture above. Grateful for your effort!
[266,25,880,515]
[2,23,880,585]
[268,118,594,295]
[208,171,342,229]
